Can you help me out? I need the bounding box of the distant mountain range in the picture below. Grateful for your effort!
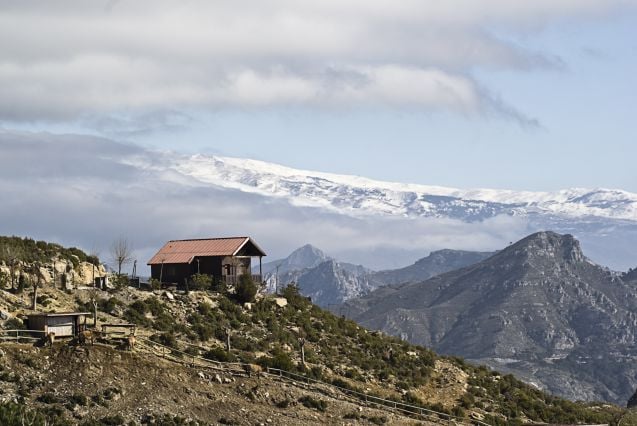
[259,244,492,306]
[174,155,637,222]
[370,249,494,286]
[161,153,637,270]
[339,231,637,404]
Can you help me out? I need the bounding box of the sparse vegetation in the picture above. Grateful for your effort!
[0,236,98,268]
[298,395,327,412]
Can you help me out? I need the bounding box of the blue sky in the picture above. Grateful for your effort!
[1,1,636,192]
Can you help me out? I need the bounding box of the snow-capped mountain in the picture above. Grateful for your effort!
[171,154,637,222]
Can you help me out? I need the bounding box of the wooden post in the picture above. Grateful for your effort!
[299,337,306,366]
[225,327,231,352]
[259,256,262,281]
[92,298,98,328]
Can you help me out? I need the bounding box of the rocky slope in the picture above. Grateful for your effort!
[341,231,637,404]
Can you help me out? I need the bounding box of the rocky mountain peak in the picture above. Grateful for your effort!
[624,267,637,282]
[283,244,329,269]
[505,231,585,265]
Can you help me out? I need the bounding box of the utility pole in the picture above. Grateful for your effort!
[275,263,281,294]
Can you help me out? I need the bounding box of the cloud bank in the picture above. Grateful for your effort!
[1,130,636,272]
[0,0,633,127]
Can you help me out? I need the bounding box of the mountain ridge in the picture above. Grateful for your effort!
[170,154,637,222]
[341,231,637,404]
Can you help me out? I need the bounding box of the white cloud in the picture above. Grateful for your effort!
[1,130,636,271]
[0,0,632,125]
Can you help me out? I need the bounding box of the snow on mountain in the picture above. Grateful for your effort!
[171,154,637,222]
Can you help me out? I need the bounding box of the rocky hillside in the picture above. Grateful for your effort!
[0,343,429,425]
[341,231,637,404]
[0,269,628,425]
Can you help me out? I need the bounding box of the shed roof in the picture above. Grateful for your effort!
[28,312,90,318]
[147,236,266,265]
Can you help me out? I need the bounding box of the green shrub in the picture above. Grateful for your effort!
[3,317,25,330]
[204,347,236,362]
[152,332,177,348]
[37,393,60,404]
[69,393,88,406]
[0,401,71,425]
[95,415,125,425]
[257,348,294,371]
[235,274,257,304]
[298,395,327,412]
[189,273,212,291]
[149,278,162,290]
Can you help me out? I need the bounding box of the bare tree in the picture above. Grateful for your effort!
[110,238,133,276]
[2,245,22,291]
[31,263,43,311]
[89,246,101,287]
[89,289,99,328]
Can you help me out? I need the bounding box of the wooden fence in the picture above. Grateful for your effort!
[135,337,490,426]
[0,329,46,343]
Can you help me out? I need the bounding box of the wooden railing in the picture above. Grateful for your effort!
[134,337,488,426]
[222,274,262,286]
[0,329,45,343]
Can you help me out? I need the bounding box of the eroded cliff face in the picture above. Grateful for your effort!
[0,258,106,289]
[343,231,637,404]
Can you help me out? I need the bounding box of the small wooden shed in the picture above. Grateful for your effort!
[27,312,90,337]
[147,236,267,286]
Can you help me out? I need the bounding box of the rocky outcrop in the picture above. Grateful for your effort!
[0,258,106,289]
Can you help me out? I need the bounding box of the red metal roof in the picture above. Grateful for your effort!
[147,237,265,265]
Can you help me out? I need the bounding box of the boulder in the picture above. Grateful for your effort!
[273,297,287,308]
